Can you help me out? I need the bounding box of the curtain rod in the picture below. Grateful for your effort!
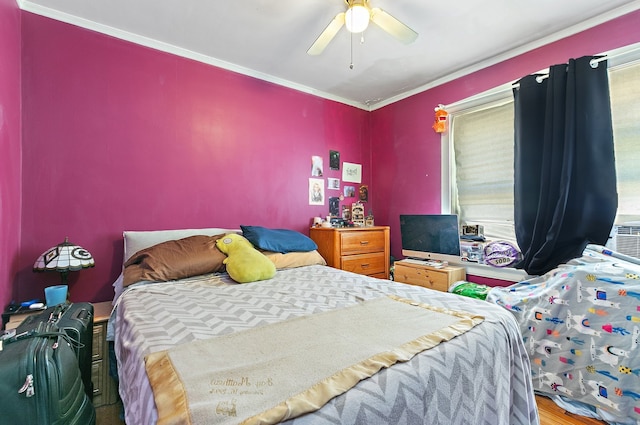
[445,43,640,111]
[511,53,626,89]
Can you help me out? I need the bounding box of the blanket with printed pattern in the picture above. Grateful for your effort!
[488,246,640,424]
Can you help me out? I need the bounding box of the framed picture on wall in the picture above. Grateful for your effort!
[342,162,361,183]
[309,178,324,205]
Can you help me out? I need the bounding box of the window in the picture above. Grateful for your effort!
[443,44,640,245]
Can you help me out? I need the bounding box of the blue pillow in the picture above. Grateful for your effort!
[240,225,317,254]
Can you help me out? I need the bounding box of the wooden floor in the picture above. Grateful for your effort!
[96,401,124,425]
[95,395,606,424]
[535,395,606,425]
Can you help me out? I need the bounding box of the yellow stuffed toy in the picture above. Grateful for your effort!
[216,233,276,283]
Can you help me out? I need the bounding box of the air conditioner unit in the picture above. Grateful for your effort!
[612,225,640,259]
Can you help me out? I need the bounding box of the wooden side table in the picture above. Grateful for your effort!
[92,301,119,407]
[394,260,466,292]
[4,308,45,330]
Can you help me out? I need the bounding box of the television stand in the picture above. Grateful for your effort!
[394,260,466,292]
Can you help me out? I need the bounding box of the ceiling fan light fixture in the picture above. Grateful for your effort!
[345,3,370,33]
[307,0,416,56]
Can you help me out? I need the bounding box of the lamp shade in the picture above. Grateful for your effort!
[33,237,95,273]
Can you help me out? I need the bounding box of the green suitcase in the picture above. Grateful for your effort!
[0,321,95,425]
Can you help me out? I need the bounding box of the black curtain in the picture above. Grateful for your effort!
[513,56,617,275]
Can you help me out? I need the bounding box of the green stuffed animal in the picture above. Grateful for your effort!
[216,233,276,283]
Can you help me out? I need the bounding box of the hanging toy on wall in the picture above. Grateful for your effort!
[432,104,448,133]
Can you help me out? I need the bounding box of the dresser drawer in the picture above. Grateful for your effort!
[340,231,386,255]
[92,324,103,362]
[92,302,118,407]
[341,252,387,276]
[91,359,104,397]
[394,263,452,292]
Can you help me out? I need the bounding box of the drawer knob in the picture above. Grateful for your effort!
[361,263,370,268]
[360,241,369,245]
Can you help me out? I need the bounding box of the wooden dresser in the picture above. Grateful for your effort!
[309,226,390,279]
[393,260,466,292]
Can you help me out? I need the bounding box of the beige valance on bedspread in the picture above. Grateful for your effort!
[144,295,484,425]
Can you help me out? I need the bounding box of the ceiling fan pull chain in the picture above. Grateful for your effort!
[350,31,354,69]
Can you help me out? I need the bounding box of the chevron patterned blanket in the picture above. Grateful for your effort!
[114,265,539,425]
[144,296,484,425]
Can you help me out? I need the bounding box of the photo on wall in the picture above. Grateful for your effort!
[342,205,351,220]
[344,185,356,198]
[311,156,323,177]
[309,178,324,205]
[329,197,340,216]
[328,178,340,190]
[359,185,369,202]
[330,150,340,170]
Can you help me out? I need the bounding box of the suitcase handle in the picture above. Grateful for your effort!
[47,303,69,323]
[2,329,76,347]
[73,309,92,322]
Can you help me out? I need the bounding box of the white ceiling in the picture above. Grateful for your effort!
[17,0,640,110]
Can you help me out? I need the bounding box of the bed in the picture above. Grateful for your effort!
[108,227,538,425]
[487,245,640,424]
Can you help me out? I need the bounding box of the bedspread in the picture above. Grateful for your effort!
[487,247,640,424]
[114,265,538,425]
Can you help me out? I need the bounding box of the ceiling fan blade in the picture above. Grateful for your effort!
[307,12,345,55]
[370,8,418,44]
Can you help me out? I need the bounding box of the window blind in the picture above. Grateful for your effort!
[609,61,640,224]
[452,101,516,242]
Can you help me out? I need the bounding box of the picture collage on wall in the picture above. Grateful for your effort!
[308,151,369,222]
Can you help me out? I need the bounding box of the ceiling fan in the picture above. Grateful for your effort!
[307,0,418,56]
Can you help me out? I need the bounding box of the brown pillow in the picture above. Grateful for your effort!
[123,234,227,286]
[261,250,327,270]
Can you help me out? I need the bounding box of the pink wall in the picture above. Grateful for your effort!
[0,0,22,310]
[371,9,640,261]
[18,14,371,303]
[9,9,640,305]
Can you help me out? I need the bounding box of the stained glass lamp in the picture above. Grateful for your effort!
[33,237,95,284]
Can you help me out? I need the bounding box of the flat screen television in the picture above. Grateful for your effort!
[399,214,462,264]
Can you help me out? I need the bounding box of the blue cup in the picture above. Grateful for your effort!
[45,285,68,307]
